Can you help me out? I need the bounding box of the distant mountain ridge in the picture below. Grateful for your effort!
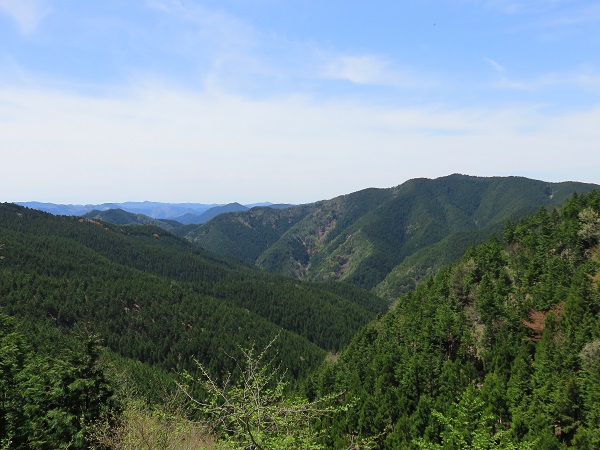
[17,201,219,219]
[174,203,249,225]
[183,174,600,298]
[16,175,600,299]
[82,209,184,232]
[16,201,291,222]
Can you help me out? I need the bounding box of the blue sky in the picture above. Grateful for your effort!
[1,0,599,204]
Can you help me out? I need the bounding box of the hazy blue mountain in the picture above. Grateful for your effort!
[110,202,218,219]
[172,212,206,225]
[17,201,292,221]
[16,202,120,216]
[175,203,250,225]
[245,202,274,208]
[17,201,220,219]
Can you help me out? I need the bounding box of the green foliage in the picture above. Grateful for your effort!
[4,186,600,448]
[577,208,600,247]
[414,386,537,450]
[0,202,390,448]
[311,190,600,448]
[0,313,118,449]
[186,205,312,265]
[181,337,342,449]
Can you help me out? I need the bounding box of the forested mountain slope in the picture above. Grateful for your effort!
[186,175,599,297]
[308,190,600,449]
[82,208,184,232]
[0,203,384,382]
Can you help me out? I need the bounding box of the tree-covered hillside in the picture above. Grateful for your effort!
[0,312,120,448]
[4,188,600,449]
[0,203,384,383]
[186,175,599,298]
[308,190,600,449]
[82,208,184,232]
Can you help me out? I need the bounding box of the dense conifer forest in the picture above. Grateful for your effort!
[1,188,600,448]
[307,190,600,448]
[0,202,382,448]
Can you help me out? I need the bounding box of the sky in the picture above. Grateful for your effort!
[1,0,599,204]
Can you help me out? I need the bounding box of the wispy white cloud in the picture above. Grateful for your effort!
[143,1,437,95]
[321,54,433,89]
[143,0,295,93]
[146,0,257,51]
[0,0,50,34]
[322,55,390,85]
[493,67,600,92]
[484,58,507,75]
[1,81,599,203]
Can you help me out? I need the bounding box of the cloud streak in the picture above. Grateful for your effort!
[0,0,49,34]
[493,68,600,92]
[1,2,598,203]
[321,55,433,89]
[146,0,258,53]
[484,58,507,75]
[1,82,599,203]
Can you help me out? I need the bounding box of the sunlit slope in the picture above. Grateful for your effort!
[309,190,600,448]
[187,174,599,296]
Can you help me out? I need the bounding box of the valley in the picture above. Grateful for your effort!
[2,175,600,448]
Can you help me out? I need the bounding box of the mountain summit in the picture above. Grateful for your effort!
[184,174,599,297]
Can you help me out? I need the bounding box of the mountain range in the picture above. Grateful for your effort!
[16,200,292,224]
[3,175,600,447]
[183,174,600,298]
[20,175,599,300]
